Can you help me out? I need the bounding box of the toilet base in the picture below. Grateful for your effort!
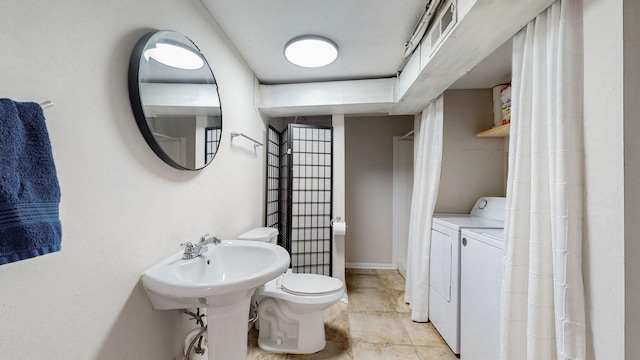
[257,297,327,354]
[258,337,326,355]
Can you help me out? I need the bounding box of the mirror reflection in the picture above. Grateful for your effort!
[129,30,222,170]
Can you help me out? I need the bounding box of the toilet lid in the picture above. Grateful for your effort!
[280,273,343,296]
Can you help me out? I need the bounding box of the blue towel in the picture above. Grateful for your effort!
[0,99,61,265]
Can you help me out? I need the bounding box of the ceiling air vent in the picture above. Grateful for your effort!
[422,0,457,61]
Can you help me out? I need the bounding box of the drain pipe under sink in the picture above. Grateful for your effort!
[183,326,207,359]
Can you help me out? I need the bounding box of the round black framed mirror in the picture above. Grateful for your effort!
[128,30,222,170]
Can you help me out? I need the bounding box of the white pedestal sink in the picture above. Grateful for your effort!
[141,240,290,360]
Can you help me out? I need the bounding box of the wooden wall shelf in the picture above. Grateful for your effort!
[476,123,510,138]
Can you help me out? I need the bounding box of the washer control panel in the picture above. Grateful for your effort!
[469,197,506,221]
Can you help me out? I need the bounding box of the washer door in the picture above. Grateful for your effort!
[460,234,504,360]
[429,229,452,302]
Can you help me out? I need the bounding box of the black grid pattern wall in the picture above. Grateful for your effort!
[265,127,280,230]
[279,127,290,250]
[204,127,222,163]
[287,124,333,276]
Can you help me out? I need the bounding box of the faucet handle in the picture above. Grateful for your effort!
[180,242,197,259]
[181,242,195,252]
[199,234,211,244]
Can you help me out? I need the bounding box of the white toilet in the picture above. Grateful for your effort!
[238,227,344,354]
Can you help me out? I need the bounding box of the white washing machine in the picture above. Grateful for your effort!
[428,196,506,354]
[460,228,505,360]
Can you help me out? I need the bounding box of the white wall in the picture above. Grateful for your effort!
[345,115,414,267]
[0,1,265,359]
[582,0,626,358]
[436,90,506,213]
[624,0,640,356]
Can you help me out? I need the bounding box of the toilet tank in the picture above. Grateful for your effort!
[238,227,278,244]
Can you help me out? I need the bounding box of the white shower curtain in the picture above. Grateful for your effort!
[501,1,586,359]
[404,95,443,322]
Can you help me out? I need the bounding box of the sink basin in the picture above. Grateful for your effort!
[142,240,290,309]
[141,240,290,360]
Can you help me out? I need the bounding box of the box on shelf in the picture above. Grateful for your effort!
[493,83,511,127]
[500,84,511,125]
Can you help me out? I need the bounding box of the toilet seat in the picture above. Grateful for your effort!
[258,272,344,306]
[280,273,343,296]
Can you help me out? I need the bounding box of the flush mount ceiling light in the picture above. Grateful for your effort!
[143,42,204,70]
[284,36,338,68]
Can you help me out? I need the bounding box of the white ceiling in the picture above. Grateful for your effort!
[449,38,512,89]
[201,0,511,86]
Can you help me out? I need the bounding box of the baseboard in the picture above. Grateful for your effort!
[345,262,398,270]
[397,263,407,279]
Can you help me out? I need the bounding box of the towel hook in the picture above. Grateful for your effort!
[39,101,53,109]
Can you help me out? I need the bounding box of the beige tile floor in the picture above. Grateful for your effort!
[247,269,458,359]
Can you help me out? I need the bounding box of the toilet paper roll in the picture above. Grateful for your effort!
[332,222,347,236]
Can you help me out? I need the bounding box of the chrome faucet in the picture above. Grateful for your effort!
[181,233,221,259]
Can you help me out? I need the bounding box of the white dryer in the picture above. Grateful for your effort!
[460,228,505,360]
[428,197,506,354]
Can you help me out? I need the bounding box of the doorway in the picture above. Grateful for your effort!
[393,134,414,278]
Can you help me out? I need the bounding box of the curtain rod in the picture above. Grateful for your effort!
[400,130,414,140]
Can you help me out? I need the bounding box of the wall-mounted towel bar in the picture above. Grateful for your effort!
[230,132,263,149]
[39,101,53,109]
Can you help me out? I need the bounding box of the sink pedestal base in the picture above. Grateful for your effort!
[204,290,253,360]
